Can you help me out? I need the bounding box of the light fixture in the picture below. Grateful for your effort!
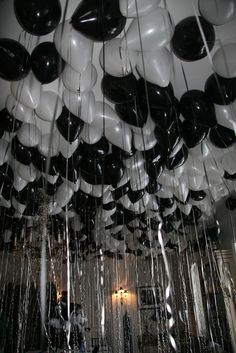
[115,287,128,305]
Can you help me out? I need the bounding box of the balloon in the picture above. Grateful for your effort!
[112,181,130,200]
[225,196,236,211]
[0,39,31,81]
[0,108,22,133]
[54,20,93,73]
[17,123,41,147]
[105,122,132,153]
[222,151,236,175]
[6,95,34,123]
[209,124,236,148]
[13,174,28,192]
[14,0,61,35]
[182,120,209,148]
[57,153,79,183]
[123,151,145,170]
[71,0,126,42]
[180,90,217,128]
[80,124,103,145]
[12,137,33,165]
[119,0,161,17]
[133,131,157,151]
[213,44,236,79]
[164,120,183,155]
[12,196,26,214]
[59,135,79,159]
[115,99,147,127]
[99,38,138,77]
[136,48,173,87]
[36,91,62,122]
[0,139,10,165]
[90,102,120,130]
[31,42,65,84]
[145,179,161,194]
[63,89,95,124]
[101,73,138,104]
[56,106,84,143]
[189,190,206,201]
[32,149,58,175]
[171,16,215,62]
[62,63,97,93]
[104,154,125,187]
[184,155,205,176]
[129,168,149,191]
[199,0,236,26]
[145,160,164,180]
[55,183,74,208]
[138,78,175,109]
[78,138,110,159]
[121,7,174,51]
[205,74,236,106]
[39,133,59,157]
[17,163,36,182]
[10,72,41,109]
[214,102,236,131]
[112,144,136,160]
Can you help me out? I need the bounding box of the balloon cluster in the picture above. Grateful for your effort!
[0,0,236,258]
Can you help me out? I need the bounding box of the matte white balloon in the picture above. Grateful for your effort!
[133,131,157,151]
[116,172,130,188]
[147,195,159,211]
[119,0,161,17]
[80,177,109,198]
[59,135,79,158]
[123,151,145,170]
[92,102,120,129]
[204,158,224,176]
[156,186,173,198]
[38,133,59,157]
[62,177,80,192]
[17,123,41,147]
[41,172,59,185]
[184,155,205,176]
[158,170,179,188]
[187,175,204,191]
[214,102,236,132]
[199,0,236,25]
[33,114,57,135]
[12,196,26,214]
[222,151,236,175]
[55,183,74,208]
[62,63,97,93]
[136,48,173,87]
[6,95,34,123]
[99,38,138,77]
[105,122,132,152]
[36,91,62,122]
[63,89,95,124]
[13,174,28,192]
[54,20,93,73]
[0,139,10,165]
[80,124,103,144]
[189,141,212,160]
[122,8,174,51]
[172,180,189,203]
[17,163,36,182]
[11,72,41,109]
[213,44,236,78]
[129,168,149,190]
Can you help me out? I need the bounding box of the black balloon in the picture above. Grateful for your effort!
[0,39,30,81]
[205,74,236,105]
[112,181,130,201]
[115,99,148,128]
[224,171,236,181]
[182,120,209,148]
[32,149,58,175]
[145,179,161,194]
[79,137,110,159]
[143,141,165,164]
[138,78,175,108]
[104,154,125,187]
[145,160,164,180]
[171,16,215,61]
[166,120,183,155]
[15,181,38,205]
[31,42,65,84]
[102,73,138,104]
[57,153,79,183]
[0,108,22,133]
[225,197,236,211]
[14,0,61,36]
[71,0,126,42]
[12,137,33,165]
[112,144,136,159]
[103,201,116,211]
[57,106,84,142]
[180,90,217,128]
[209,124,236,148]
[150,98,180,131]
[128,189,145,203]
[189,190,206,201]
[166,144,188,170]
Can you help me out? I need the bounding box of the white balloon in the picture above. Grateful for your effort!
[184,155,205,176]
[214,102,236,133]
[116,172,130,188]
[80,124,103,144]
[103,189,114,204]
[2,132,15,143]
[0,197,11,209]
[136,48,173,87]
[0,139,10,165]
[80,177,109,198]
[222,151,236,175]
[186,175,204,191]
[213,44,236,78]
[121,7,174,51]
[131,116,156,135]
[177,203,192,215]
[55,183,74,208]
[62,63,97,93]
[59,134,79,158]
[12,196,26,214]
[91,102,120,129]
[11,72,41,109]
[48,202,62,216]
[119,0,161,17]
[17,163,36,182]
[133,131,157,151]
[172,180,189,203]
[36,91,62,122]
[33,114,57,135]
[162,203,177,217]
[63,89,95,124]
[13,174,28,192]
[199,0,236,26]
[17,123,41,147]
[54,20,93,73]
[204,158,224,176]
[38,133,59,157]
[62,177,80,192]
[189,141,212,160]
[147,194,159,211]
[158,169,179,187]
[6,95,34,123]
[105,122,132,153]
[169,139,184,159]
[99,38,138,77]
[123,151,145,170]
[129,168,149,190]
[156,186,173,198]
[41,172,59,185]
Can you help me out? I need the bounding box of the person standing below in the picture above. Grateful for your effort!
[70,304,88,352]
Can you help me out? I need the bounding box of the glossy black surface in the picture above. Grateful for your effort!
[57,106,84,143]
[182,120,209,148]
[102,73,138,104]
[210,124,236,148]
[205,73,236,105]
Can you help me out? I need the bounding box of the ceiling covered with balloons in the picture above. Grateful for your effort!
[0,0,236,259]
